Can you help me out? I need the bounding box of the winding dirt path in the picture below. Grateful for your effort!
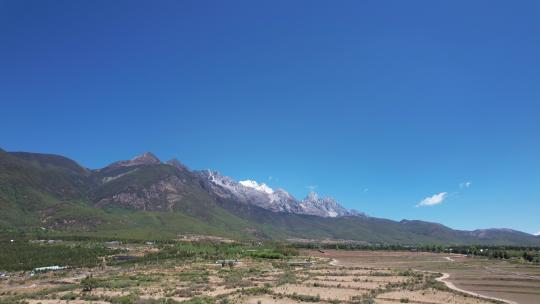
[328,258,340,266]
[435,272,519,304]
[433,257,519,304]
[329,255,519,304]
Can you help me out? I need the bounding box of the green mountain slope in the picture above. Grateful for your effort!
[0,149,538,246]
[0,150,256,239]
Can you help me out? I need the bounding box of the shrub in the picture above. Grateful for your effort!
[81,294,100,301]
[110,295,134,304]
[181,297,215,304]
[277,270,296,285]
[290,292,320,302]
[60,292,77,301]
[351,295,375,304]
[249,250,286,259]
[81,275,99,292]
[242,286,272,296]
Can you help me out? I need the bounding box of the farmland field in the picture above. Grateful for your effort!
[1,240,525,304]
[308,250,540,304]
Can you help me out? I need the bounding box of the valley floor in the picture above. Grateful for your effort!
[308,250,540,304]
[1,245,539,304]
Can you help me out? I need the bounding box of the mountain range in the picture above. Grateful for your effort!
[1,148,538,246]
[195,169,360,218]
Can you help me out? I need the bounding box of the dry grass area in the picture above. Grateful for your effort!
[376,289,491,304]
[2,248,535,304]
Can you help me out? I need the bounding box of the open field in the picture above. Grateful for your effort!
[0,240,515,304]
[307,250,540,304]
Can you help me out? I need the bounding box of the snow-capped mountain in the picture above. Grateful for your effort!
[195,170,302,213]
[299,191,360,217]
[196,170,360,218]
[239,180,274,194]
[97,153,362,218]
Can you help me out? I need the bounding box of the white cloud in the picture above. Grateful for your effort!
[417,192,448,207]
[306,185,318,191]
[534,231,540,236]
[460,181,472,188]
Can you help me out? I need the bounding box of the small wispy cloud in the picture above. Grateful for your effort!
[417,192,448,207]
[306,185,318,191]
[459,181,472,188]
[363,188,369,193]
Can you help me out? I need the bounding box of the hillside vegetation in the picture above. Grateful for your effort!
[1,148,539,246]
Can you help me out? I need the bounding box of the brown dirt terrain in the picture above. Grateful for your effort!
[2,248,530,304]
[308,249,540,304]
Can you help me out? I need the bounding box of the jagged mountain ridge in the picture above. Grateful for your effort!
[1,148,539,246]
[195,170,359,217]
[97,154,361,218]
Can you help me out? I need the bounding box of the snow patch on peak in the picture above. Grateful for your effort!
[306,191,319,201]
[327,210,338,217]
[300,191,353,218]
[197,170,363,218]
[239,180,273,194]
[201,170,236,187]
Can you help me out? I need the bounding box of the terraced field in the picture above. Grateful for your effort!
[308,250,540,304]
[0,243,503,304]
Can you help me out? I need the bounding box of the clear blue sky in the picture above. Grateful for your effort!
[1,1,539,234]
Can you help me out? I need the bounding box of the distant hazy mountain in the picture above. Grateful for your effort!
[1,148,538,246]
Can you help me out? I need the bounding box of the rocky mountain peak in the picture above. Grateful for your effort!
[107,152,161,168]
[132,152,160,164]
[199,170,236,186]
[300,191,353,218]
[274,188,293,198]
[195,171,359,218]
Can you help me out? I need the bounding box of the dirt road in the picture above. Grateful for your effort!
[435,272,518,304]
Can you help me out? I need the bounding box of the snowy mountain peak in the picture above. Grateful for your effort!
[239,180,274,194]
[199,170,237,187]
[306,191,319,201]
[300,191,354,218]
[274,188,293,197]
[196,171,362,218]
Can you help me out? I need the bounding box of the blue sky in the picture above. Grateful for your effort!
[1,1,539,234]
